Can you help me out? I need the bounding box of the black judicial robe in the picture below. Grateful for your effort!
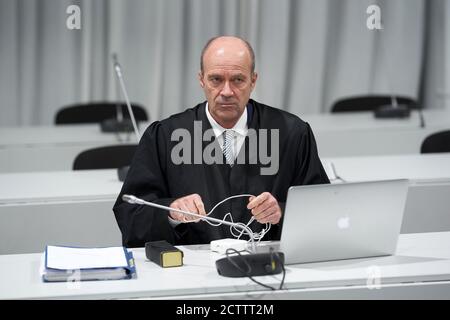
[113,99,329,247]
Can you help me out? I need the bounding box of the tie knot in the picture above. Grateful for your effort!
[224,130,234,141]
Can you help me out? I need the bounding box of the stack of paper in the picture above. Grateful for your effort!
[41,245,136,282]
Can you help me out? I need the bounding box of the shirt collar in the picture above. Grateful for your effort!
[205,102,248,137]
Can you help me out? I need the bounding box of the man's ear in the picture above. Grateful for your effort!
[251,72,258,89]
[198,71,205,88]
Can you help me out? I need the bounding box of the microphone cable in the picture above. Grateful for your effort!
[180,194,272,244]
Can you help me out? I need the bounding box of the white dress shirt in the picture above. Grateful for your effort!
[205,102,248,161]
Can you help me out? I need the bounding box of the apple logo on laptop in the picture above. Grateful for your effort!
[337,216,350,230]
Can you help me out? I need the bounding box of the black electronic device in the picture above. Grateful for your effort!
[101,118,134,133]
[374,103,411,118]
[215,252,285,278]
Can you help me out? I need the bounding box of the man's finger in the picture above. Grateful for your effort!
[193,198,207,216]
[258,210,281,224]
[254,207,276,221]
[190,198,205,223]
[264,214,281,224]
[247,193,269,210]
[251,199,274,217]
[170,205,184,221]
[184,199,197,214]
[179,202,194,221]
[168,200,178,220]
[183,199,203,222]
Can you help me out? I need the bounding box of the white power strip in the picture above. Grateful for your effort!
[210,238,248,255]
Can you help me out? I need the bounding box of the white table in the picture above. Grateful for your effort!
[303,109,450,157]
[0,232,449,299]
[0,124,140,173]
[1,109,450,172]
[1,154,449,254]
[0,170,123,254]
[323,153,450,234]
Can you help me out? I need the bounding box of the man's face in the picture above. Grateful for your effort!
[199,38,257,129]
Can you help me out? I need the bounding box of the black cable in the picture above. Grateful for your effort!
[225,248,252,274]
[271,248,286,290]
[225,248,286,291]
[225,248,276,290]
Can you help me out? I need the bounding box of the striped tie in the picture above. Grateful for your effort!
[223,130,235,166]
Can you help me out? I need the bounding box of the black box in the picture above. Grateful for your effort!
[145,240,183,268]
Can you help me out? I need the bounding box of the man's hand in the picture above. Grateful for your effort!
[169,194,207,223]
[247,192,282,224]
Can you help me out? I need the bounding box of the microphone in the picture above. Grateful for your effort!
[112,53,122,77]
[106,53,142,182]
[112,54,124,124]
[101,53,142,140]
[122,194,286,279]
[371,25,411,119]
[112,53,140,140]
[122,194,145,205]
[418,104,426,128]
[122,194,257,252]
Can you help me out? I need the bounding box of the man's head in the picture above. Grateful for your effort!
[199,36,258,129]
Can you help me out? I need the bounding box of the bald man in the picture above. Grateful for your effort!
[113,36,329,247]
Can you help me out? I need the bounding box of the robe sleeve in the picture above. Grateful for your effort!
[112,121,190,247]
[292,122,330,186]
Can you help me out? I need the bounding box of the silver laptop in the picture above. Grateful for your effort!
[279,179,409,264]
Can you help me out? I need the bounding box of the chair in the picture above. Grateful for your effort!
[73,144,138,170]
[55,102,148,124]
[421,130,450,154]
[331,95,418,113]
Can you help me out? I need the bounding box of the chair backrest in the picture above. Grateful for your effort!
[421,130,450,154]
[73,144,138,170]
[331,95,418,113]
[55,102,148,124]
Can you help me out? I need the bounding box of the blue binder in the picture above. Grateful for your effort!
[42,245,137,282]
